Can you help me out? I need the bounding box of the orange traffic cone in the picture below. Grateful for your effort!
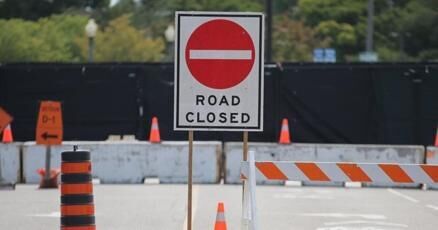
[279,118,291,144]
[149,117,161,143]
[214,202,227,230]
[434,126,438,147]
[2,124,13,143]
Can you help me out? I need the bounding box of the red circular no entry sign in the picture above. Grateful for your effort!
[185,19,255,90]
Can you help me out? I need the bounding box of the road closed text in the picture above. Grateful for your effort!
[185,95,250,124]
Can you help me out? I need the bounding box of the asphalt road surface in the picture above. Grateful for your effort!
[0,184,437,230]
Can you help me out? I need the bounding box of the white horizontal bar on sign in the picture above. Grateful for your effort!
[189,50,252,60]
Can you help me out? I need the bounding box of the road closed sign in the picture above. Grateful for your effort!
[174,12,264,131]
[36,101,63,145]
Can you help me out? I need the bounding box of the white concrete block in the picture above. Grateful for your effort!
[426,146,438,164]
[316,144,424,188]
[0,143,21,183]
[316,144,424,163]
[22,141,221,184]
[426,146,438,190]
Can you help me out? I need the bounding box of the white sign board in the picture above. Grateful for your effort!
[174,12,264,131]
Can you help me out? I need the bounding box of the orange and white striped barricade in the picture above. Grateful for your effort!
[240,152,438,230]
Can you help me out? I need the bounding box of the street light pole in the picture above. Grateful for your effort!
[265,0,273,62]
[85,19,98,63]
[366,0,374,52]
[88,37,94,62]
[164,24,175,62]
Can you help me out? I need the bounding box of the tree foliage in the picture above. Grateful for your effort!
[0,0,109,20]
[0,15,88,62]
[0,0,437,62]
[103,0,263,39]
[273,15,329,61]
[179,0,263,11]
[294,0,438,61]
[76,15,165,62]
[298,0,367,26]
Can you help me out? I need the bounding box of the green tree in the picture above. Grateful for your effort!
[373,0,438,61]
[273,0,298,14]
[298,0,367,26]
[122,0,264,38]
[0,0,109,20]
[179,0,263,11]
[397,1,438,60]
[100,0,264,50]
[0,14,88,62]
[76,15,165,61]
[273,15,329,61]
[315,20,357,60]
[0,19,39,61]
[297,0,438,61]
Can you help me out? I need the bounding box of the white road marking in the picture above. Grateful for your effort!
[28,212,60,218]
[274,189,304,193]
[189,50,252,60]
[274,194,334,200]
[183,185,199,230]
[387,189,419,203]
[318,228,376,230]
[426,204,438,211]
[297,213,386,220]
[323,220,408,228]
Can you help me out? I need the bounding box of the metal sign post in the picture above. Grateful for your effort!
[44,146,51,182]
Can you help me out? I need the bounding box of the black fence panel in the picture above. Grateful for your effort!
[1,62,437,145]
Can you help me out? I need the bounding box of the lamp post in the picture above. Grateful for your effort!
[164,24,175,62]
[359,0,378,62]
[365,0,374,53]
[265,0,273,62]
[85,19,98,62]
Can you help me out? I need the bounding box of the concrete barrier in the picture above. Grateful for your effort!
[316,144,424,188]
[225,142,317,184]
[426,146,438,190]
[22,141,221,184]
[225,142,424,187]
[0,143,21,184]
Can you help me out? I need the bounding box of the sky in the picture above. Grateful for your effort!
[110,0,119,7]
[110,0,142,7]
